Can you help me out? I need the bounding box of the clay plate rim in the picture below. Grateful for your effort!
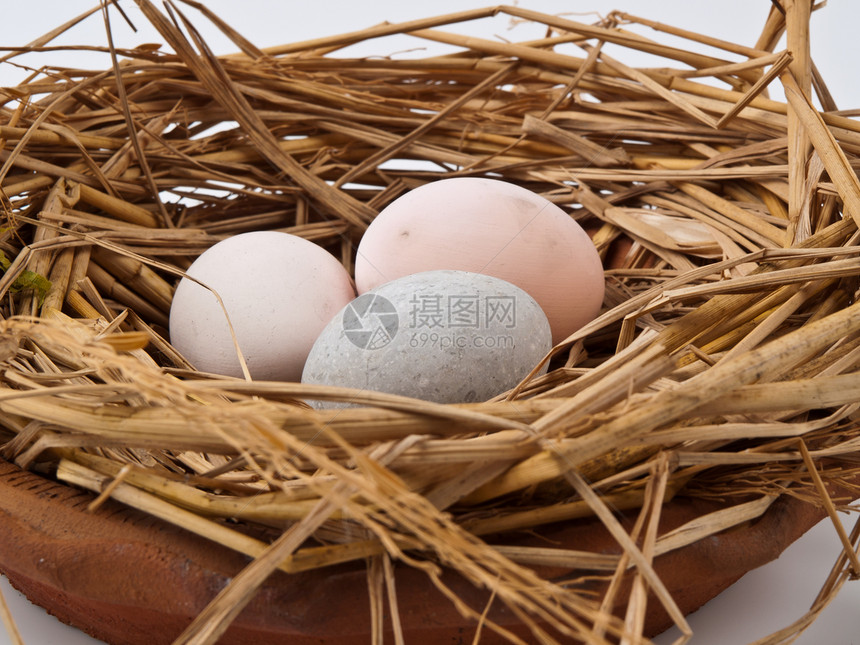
[0,458,827,644]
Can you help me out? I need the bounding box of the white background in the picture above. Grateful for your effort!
[1,2,859,644]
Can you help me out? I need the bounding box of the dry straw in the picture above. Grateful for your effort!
[1,1,860,643]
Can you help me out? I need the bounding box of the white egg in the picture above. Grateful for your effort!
[169,231,355,381]
[301,270,551,406]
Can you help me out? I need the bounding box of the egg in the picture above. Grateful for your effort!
[301,270,551,406]
[169,231,355,381]
[354,177,604,344]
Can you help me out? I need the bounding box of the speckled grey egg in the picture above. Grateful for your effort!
[301,270,551,407]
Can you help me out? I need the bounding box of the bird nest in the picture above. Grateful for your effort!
[1,2,860,644]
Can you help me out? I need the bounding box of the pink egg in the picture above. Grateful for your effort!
[355,177,604,344]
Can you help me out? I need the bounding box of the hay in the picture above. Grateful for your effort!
[1,1,860,643]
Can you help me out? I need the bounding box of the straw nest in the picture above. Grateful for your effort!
[1,2,860,643]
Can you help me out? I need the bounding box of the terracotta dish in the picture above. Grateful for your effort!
[0,458,826,644]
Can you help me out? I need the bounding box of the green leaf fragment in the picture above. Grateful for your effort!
[0,251,53,306]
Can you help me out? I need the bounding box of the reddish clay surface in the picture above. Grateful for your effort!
[0,458,826,644]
